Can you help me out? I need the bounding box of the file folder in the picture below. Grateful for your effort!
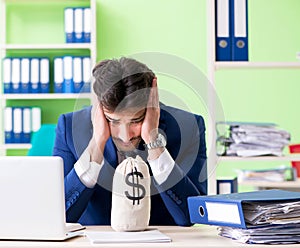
[4,107,13,143]
[82,57,91,93]
[13,107,22,143]
[21,58,30,93]
[63,56,74,93]
[11,58,21,93]
[64,8,74,43]
[83,8,91,43]
[232,0,248,61]
[74,8,84,43]
[40,58,50,93]
[188,189,300,229]
[30,58,40,93]
[3,57,12,93]
[54,57,64,93]
[73,57,83,93]
[22,107,31,143]
[215,0,231,61]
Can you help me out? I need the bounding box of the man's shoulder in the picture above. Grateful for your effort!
[160,103,203,121]
[61,106,92,119]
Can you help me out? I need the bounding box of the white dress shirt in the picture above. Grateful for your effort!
[74,148,175,188]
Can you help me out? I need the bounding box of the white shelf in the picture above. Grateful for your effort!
[218,155,300,162]
[3,93,92,100]
[1,43,92,50]
[215,61,300,70]
[1,144,32,150]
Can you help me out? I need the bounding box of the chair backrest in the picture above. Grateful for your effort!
[27,124,56,156]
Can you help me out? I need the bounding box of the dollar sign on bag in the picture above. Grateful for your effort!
[125,167,146,205]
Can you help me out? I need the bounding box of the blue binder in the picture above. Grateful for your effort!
[40,58,50,93]
[4,107,13,143]
[82,56,91,93]
[231,0,248,61]
[2,57,12,93]
[64,8,74,43]
[21,58,30,93]
[215,0,232,61]
[11,58,21,93]
[54,57,64,93]
[73,56,83,93]
[83,8,91,43]
[21,107,31,143]
[12,107,22,143]
[63,56,74,93]
[74,8,84,43]
[30,58,40,93]
[188,189,300,229]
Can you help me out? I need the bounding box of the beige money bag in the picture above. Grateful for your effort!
[111,155,151,232]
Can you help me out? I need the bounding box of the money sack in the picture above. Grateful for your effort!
[111,155,151,232]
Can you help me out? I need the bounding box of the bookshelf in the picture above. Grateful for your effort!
[0,0,97,155]
[206,0,300,194]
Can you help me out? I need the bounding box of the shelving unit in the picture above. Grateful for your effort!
[0,0,97,155]
[206,0,300,194]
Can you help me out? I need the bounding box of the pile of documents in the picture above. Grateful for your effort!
[236,166,296,182]
[188,189,300,244]
[216,121,290,157]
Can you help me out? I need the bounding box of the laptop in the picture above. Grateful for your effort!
[0,156,85,240]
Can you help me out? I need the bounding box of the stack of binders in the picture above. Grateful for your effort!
[188,189,300,244]
[4,106,41,144]
[3,57,50,94]
[53,56,91,93]
[64,7,91,43]
[215,0,248,61]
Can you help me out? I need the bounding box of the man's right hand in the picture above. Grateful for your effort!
[88,103,111,164]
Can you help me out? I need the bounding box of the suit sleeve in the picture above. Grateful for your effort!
[154,115,207,226]
[52,114,95,222]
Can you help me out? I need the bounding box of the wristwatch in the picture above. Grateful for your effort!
[144,133,167,150]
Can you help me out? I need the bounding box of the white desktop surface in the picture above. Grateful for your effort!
[1,225,300,248]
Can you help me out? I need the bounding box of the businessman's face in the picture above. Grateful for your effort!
[104,108,146,152]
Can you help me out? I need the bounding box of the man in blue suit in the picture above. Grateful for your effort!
[53,57,207,226]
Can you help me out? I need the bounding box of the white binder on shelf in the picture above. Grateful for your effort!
[64,8,74,43]
[30,58,40,93]
[73,57,83,93]
[83,7,91,43]
[82,56,91,93]
[74,8,84,43]
[63,56,73,93]
[11,58,21,94]
[21,58,30,94]
[22,107,31,144]
[13,107,22,144]
[4,107,13,144]
[3,57,12,94]
[31,107,41,133]
[40,58,50,93]
[54,57,64,93]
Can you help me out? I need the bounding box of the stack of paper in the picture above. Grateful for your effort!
[236,166,296,182]
[188,189,300,244]
[216,121,290,157]
[85,229,171,244]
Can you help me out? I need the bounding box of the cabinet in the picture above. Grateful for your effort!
[0,0,97,155]
[206,0,300,194]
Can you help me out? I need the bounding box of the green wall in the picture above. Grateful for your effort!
[4,0,300,187]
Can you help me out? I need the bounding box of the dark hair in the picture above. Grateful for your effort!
[92,57,155,112]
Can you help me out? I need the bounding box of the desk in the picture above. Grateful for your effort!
[1,225,300,248]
